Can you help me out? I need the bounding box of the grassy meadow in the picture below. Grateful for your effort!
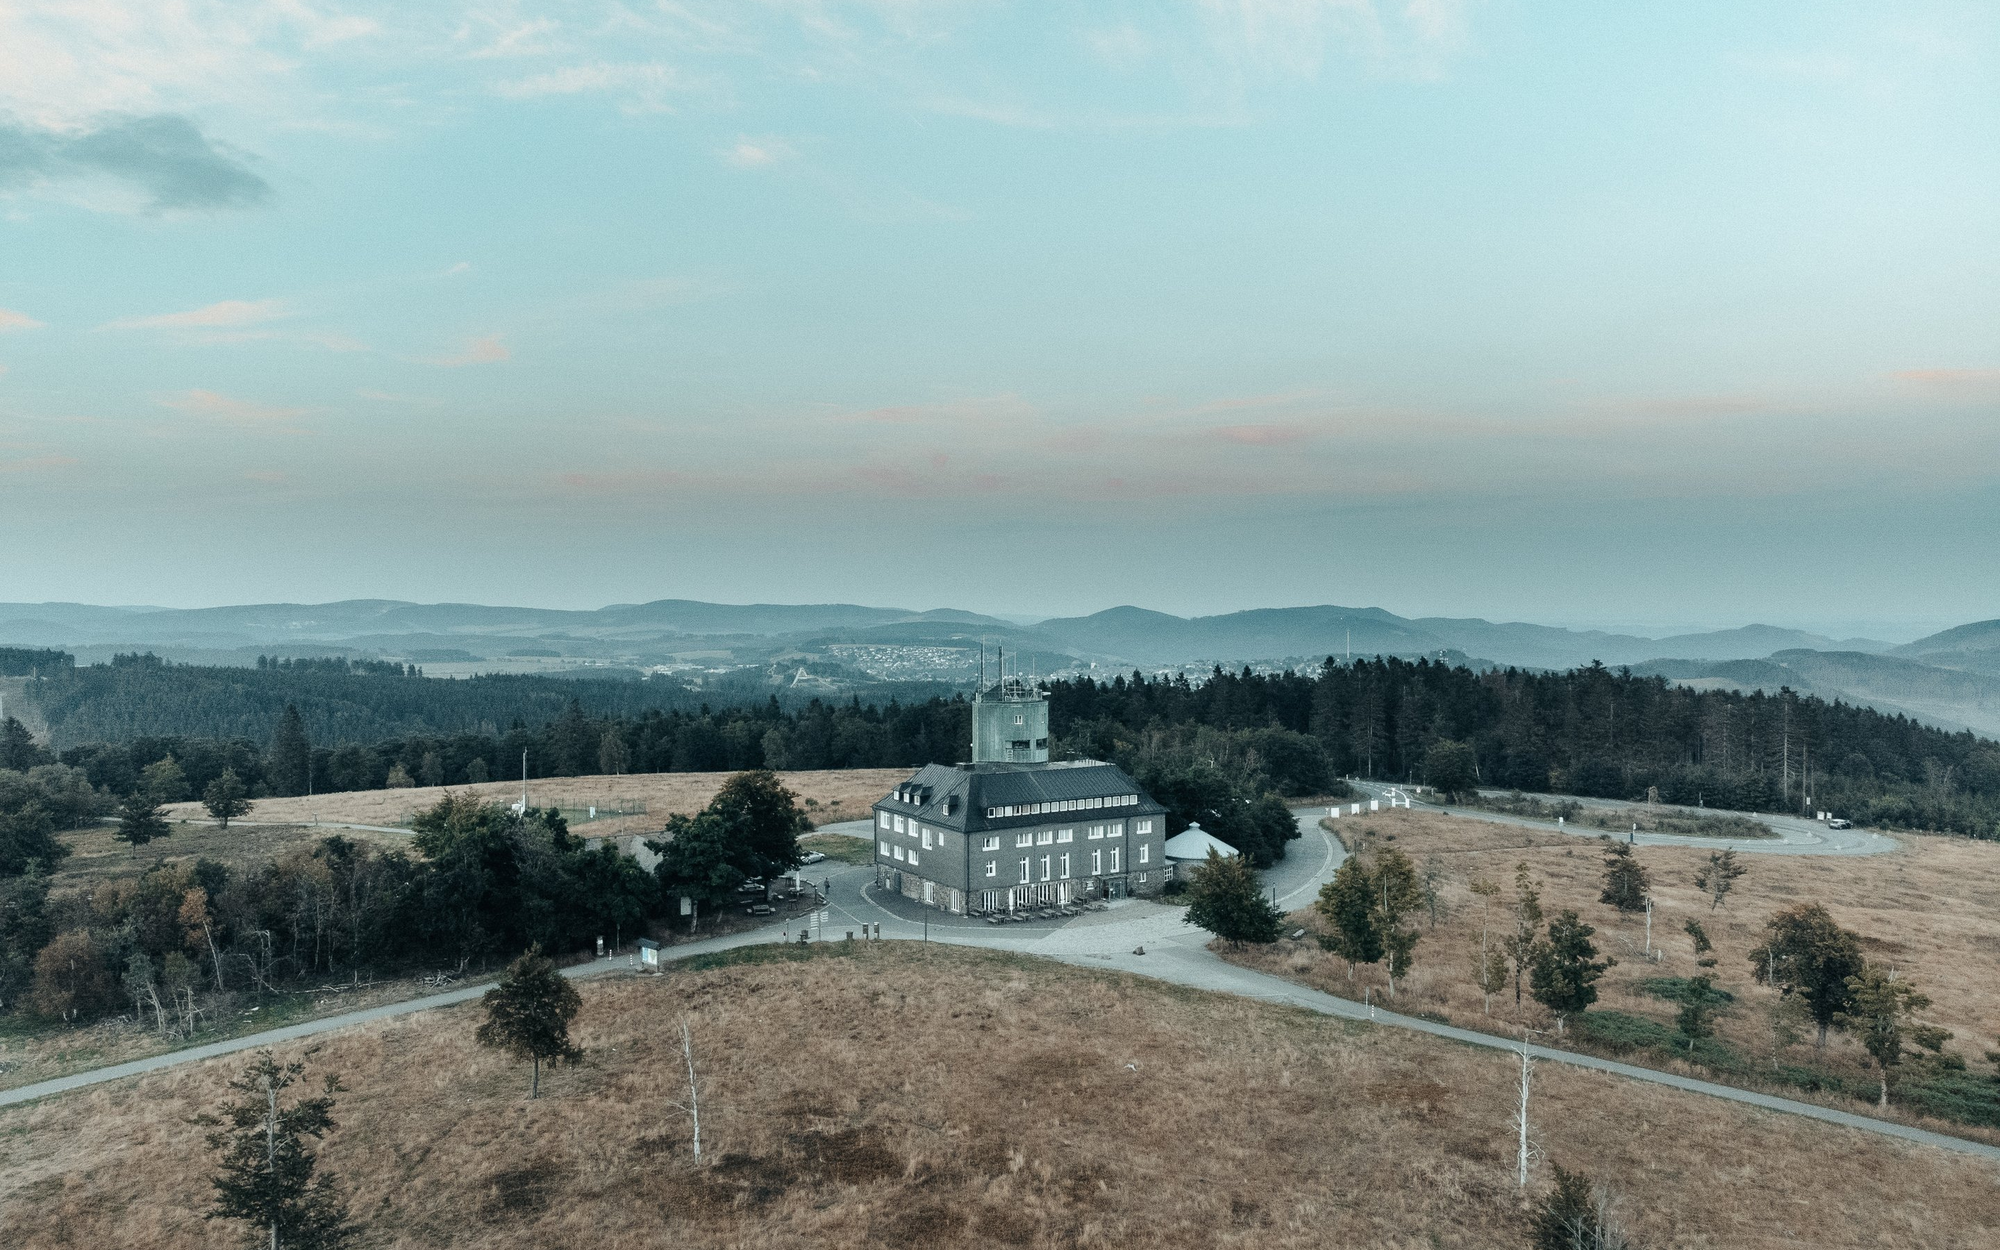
[6,942,1999,1249]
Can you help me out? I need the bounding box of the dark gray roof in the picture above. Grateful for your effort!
[875,759,1163,832]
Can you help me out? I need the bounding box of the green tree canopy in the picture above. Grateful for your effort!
[1421,739,1478,802]
[1836,964,1951,1106]
[1597,839,1651,913]
[203,768,251,829]
[114,791,170,850]
[476,945,583,1098]
[1750,902,1864,1048]
[1314,858,1381,976]
[197,1049,352,1250]
[1184,848,1283,946]
[1531,910,1612,1030]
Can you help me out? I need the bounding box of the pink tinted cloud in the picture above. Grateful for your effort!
[1214,422,1310,446]
[0,454,80,473]
[0,308,44,331]
[161,389,308,428]
[557,469,690,492]
[1891,368,2000,385]
[109,299,287,330]
[429,334,511,366]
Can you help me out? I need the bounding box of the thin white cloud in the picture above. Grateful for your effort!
[0,308,43,331]
[723,137,795,168]
[492,61,693,112]
[426,333,510,366]
[107,298,288,330]
[160,387,309,428]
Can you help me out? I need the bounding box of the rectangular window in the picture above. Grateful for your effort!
[985,860,998,877]
[908,850,918,867]
[1138,843,1149,864]
[1040,854,1051,881]
[921,828,932,850]
[1059,853,1070,879]
[1087,825,1103,839]
[1036,829,1054,846]
[1015,832,1033,848]
[982,836,1000,851]
[1092,848,1103,875]
[893,845,905,861]
[893,815,905,834]
[1019,858,1030,883]
[1056,828,1073,843]
[1110,847,1120,872]
[1135,819,1152,835]
[878,811,891,829]
[1107,822,1123,837]
[879,841,891,857]
[1138,873,1147,884]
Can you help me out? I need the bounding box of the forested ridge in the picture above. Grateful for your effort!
[7,656,2000,839]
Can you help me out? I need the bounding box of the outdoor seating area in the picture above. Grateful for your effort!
[970,901,1107,924]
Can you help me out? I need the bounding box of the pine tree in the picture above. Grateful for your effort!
[204,769,252,829]
[1597,839,1651,913]
[476,945,583,1097]
[1694,849,1745,911]
[1674,974,1724,1056]
[114,792,170,850]
[1185,848,1283,946]
[197,1050,352,1250]
[1531,910,1613,1034]
[269,704,312,798]
[1532,1164,1633,1250]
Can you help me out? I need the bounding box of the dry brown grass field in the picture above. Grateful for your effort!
[159,768,910,835]
[1224,809,2000,1134]
[6,943,1999,1250]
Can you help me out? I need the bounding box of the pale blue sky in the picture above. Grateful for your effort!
[1,1,1995,634]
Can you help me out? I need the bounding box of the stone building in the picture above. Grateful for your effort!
[872,675,1169,914]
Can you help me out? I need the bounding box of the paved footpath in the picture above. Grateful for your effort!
[9,809,1996,1166]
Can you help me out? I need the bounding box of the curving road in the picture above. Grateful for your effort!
[11,808,1992,1165]
[1342,780,1898,856]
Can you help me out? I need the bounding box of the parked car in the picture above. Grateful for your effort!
[1826,818,1852,830]
[736,878,767,894]
[744,903,775,916]
[798,850,827,865]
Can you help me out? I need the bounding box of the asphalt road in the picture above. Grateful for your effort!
[10,807,1992,1165]
[1342,780,1898,856]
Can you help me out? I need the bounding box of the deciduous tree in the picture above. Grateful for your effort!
[1185,849,1283,946]
[1836,965,1951,1107]
[1505,863,1546,1008]
[1421,739,1478,802]
[476,945,583,1097]
[1749,903,1864,1049]
[1314,858,1380,978]
[203,768,251,829]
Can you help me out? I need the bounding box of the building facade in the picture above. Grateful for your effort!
[871,678,1169,914]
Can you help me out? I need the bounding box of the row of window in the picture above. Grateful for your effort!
[982,843,1151,881]
[985,795,1138,819]
[881,841,920,867]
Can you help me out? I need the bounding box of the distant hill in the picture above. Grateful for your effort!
[1896,619,2000,676]
[1631,649,2000,739]
[1638,624,1892,661]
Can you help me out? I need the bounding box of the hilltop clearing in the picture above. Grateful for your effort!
[158,768,906,836]
[1227,808,2000,1134]
[5,943,1998,1249]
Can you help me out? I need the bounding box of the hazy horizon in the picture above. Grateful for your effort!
[0,592,1968,647]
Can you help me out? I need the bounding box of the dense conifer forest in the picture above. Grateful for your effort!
[4,654,1996,840]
